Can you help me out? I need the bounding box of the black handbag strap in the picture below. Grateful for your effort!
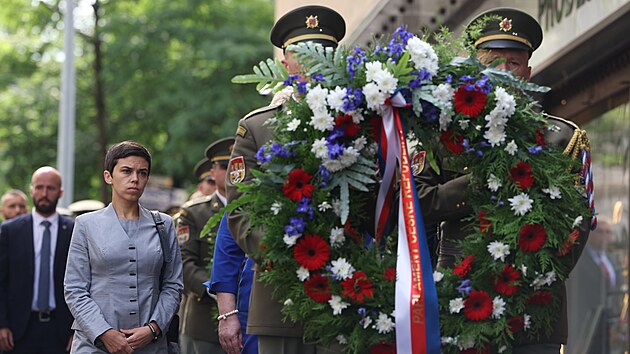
[150,210,169,285]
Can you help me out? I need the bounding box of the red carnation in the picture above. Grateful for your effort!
[335,114,361,138]
[463,290,493,321]
[440,129,465,154]
[510,162,535,190]
[508,315,525,333]
[528,291,554,305]
[453,255,475,277]
[557,229,580,256]
[478,210,492,234]
[494,264,521,296]
[341,271,374,303]
[454,85,487,117]
[384,268,396,282]
[304,274,332,303]
[535,129,547,147]
[519,224,548,252]
[282,168,315,201]
[369,341,396,354]
[294,235,330,271]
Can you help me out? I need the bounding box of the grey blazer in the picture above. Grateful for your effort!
[64,204,183,353]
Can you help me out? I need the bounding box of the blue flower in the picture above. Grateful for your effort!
[374,45,382,54]
[459,75,476,82]
[457,279,472,296]
[475,76,492,94]
[386,25,414,61]
[357,307,367,316]
[297,81,308,95]
[341,87,364,112]
[421,101,438,122]
[464,82,476,92]
[445,74,453,83]
[318,165,330,188]
[283,75,301,87]
[270,143,289,158]
[528,145,542,155]
[327,142,345,160]
[408,68,431,89]
[346,46,367,79]
[284,217,306,236]
[296,197,314,220]
[311,73,325,82]
[255,146,272,164]
[326,128,345,143]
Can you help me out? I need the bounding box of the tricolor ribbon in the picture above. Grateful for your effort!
[375,92,441,354]
[581,149,597,230]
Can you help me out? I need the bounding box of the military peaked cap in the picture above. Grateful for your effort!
[193,158,213,182]
[270,5,346,50]
[469,8,543,53]
[205,137,235,167]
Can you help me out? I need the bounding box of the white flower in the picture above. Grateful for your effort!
[487,241,510,262]
[432,83,454,106]
[339,146,360,168]
[305,85,329,112]
[505,140,518,155]
[441,337,458,346]
[492,296,506,319]
[449,298,464,314]
[310,109,334,131]
[499,346,507,353]
[524,314,531,330]
[493,87,516,117]
[332,199,342,217]
[433,271,444,283]
[318,201,332,212]
[283,234,299,247]
[362,316,372,329]
[438,109,453,131]
[296,266,309,281]
[311,138,329,159]
[353,136,368,151]
[508,193,533,216]
[458,119,470,129]
[283,298,293,306]
[363,82,386,110]
[572,215,583,228]
[405,36,439,76]
[373,69,398,94]
[542,185,562,199]
[487,174,502,192]
[331,258,355,280]
[364,61,383,82]
[374,312,395,334]
[328,295,350,315]
[484,126,506,147]
[286,118,301,132]
[329,227,346,248]
[532,271,557,288]
[327,86,346,112]
[349,110,364,124]
[521,264,528,276]
[484,112,509,128]
[336,334,347,345]
[263,117,278,126]
[323,159,344,172]
[458,338,475,351]
[270,201,282,215]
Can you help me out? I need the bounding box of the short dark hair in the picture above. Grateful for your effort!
[104,141,152,175]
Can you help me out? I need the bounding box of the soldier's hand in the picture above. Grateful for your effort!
[218,315,242,354]
[0,327,14,351]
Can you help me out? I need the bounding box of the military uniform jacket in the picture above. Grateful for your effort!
[227,102,306,338]
[64,204,183,353]
[176,193,223,342]
[415,115,591,344]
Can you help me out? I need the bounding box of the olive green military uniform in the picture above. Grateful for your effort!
[177,193,225,353]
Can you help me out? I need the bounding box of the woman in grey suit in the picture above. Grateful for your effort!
[64,141,183,353]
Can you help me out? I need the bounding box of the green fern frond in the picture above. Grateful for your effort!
[232,58,289,92]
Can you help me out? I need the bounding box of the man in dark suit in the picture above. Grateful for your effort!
[0,166,74,353]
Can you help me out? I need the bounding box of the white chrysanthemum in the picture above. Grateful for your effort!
[405,36,439,76]
[374,312,395,334]
[296,266,309,282]
[331,258,355,280]
[283,298,293,306]
[458,338,475,351]
[439,110,453,131]
[318,201,332,212]
[336,334,347,345]
[339,146,360,168]
[524,314,531,330]
[323,159,343,172]
[432,83,454,106]
[286,118,301,132]
[572,215,583,228]
[329,227,346,248]
[327,86,346,112]
[449,298,464,314]
[349,110,364,124]
[492,296,506,319]
[354,136,368,151]
[363,82,386,110]
[505,140,518,155]
[508,193,534,216]
[487,241,510,262]
[484,112,509,128]
[305,84,329,112]
[484,126,506,147]
[494,87,516,117]
[362,316,372,329]
[373,70,398,94]
[283,234,299,247]
[310,109,334,131]
[542,185,562,199]
[270,201,282,215]
[458,119,470,129]
[441,337,458,346]
[311,138,329,159]
[328,295,350,315]
[487,174,502,192]
[365,61,383,82]
[433,271,444,283]
[521,264,528,276]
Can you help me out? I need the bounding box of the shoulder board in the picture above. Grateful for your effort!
[242,103,281,121]
[182,194,213,208]
[543,113,580,130]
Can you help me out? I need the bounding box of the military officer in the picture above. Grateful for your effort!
[415,8,593,354]
[177,137,234,354]
[192,157,216,199]
[226,5,345,354]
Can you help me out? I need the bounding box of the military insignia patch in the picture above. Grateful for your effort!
[305,15,319,29]
[499,17,512,32]
[228,156,246,184]
[177,225,190,244]
[411,151,426,176]
[236,125,247,138]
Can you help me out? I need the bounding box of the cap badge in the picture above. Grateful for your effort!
[499,18,513,32]
[305,15,319,29]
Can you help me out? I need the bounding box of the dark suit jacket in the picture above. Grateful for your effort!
[0,212,74,345]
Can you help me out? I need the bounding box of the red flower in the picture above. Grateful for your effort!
[519,224,548,252]
[510,162,535,190]
[557,229,580,256]
[454,85,487,117]
[335,114,361,138]
[282,168,315,201]
[453,255,475,277]
[528,291,554,305]
[463,290,493,321]
[304,274,332,303]
[341,271,374,303]
[494,264,521,296]
[369,341,396,354]
[294,235,330,271]
[535,129,547,147]
[384,268,396,282]
[440,129,465,154]
[508,315,525,333]
[478,210,492,234]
